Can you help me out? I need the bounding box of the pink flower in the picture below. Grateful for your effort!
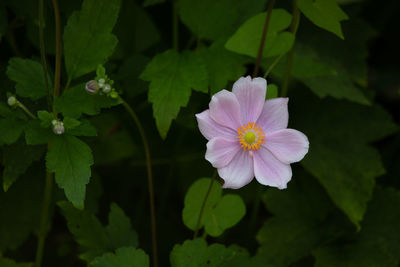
[196,76,309,189]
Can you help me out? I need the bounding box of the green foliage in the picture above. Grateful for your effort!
[6,58,51,100]
[58,201,138,262]
[46,135,94,209]
[178,0,267,41]
[266,83,278,99]
[225,9,294,58]
[24,120,52,145]
[140,50,208,138]
[292,93,397,226]
[182,178,246,237]
[37,110,54,128]
[90,247,149,267]
[298,0,349,39]
[0,117,26,145]
[0,256,32,267]
[63,0,121,80]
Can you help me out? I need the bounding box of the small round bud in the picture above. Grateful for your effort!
[7,96,17,106]
[53,122,65,135]
[52,119,58,126]
[110,91,119,99]
[85,80,99,95]
[103,84,111,93]
[98,78,105,88]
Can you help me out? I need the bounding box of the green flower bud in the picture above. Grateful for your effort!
[7,96,17,106]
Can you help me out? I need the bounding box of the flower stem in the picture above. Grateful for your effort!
[51,0,61,116]
[119,96,158,267]
[35,172,53,267]
[38,0,50,100]
[193,171,217,239]
[263,52,285,78]
[280,0,300,97]
[17,101,37,119]
[172,0,179,50]
[253,0,276,77]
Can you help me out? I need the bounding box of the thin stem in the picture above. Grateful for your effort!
[193,171,217,239]
[51,0,61,115]
[38,0,50,99]
[119,96,158,267]
[263,52,285,78]
[17,102,37,119]
[35,172,54,267]
[172,0,179,50]
[280,0,300,97]
[65,77,72,91]
[253,0,276,77]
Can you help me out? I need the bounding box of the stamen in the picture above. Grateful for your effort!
[237,122,265,151]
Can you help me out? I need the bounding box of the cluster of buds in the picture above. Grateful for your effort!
[52,119,65,135]
[85,65,118,98]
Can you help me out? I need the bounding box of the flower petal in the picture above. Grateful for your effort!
[232,76,267,123]
[196,110,236,140]
[253,146,292,189]
[265,129,309,164]
[218,150,254,189]
[209,89,241,130]
[256,98,289,133]
[205,137,241,168]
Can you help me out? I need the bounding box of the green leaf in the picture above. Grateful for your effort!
[59,201,138,262]
[0,117,26,145]
[55,83,120,118]
[0,173,42,251]
[2,140,45,191]
[68,119,97,137]
[63,117,81,130]
[37,110,54,128]
[256,172,344,266]
[198,39,247,95]
[170,239,258,267]
[64,0,121,80]
[46,135,94,209]
[140,50,208,138]
[182,178,246,237]
[0,256,32,267]
[291,91,398,226]
[6,58,51,100]
[90,247,149,267]
[24,120,53,145]
[298,0,349,39]
[266,84,278,99]
[313,187,400,266]
[225,9,295,58]
[178,0,267,41]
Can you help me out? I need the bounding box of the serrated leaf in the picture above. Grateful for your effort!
[55,83,120,118]
[24,120,53,145]
[182,178,246,237]
[37,110,54,127]
[2,140,45,191]
[63,117,81,130]
[90,247,149,267]
[198,39,247,95]
[58,201,138,262]
[68,119,97,137]
[140,50,208,138]
[178,0,267,41]
[298,0,349,39]
[291,91,398,226]
[6,58,51,100]
[64,0,121,80]
[0,256,32,267]
[225,9,295,58]
[47,135,94,209]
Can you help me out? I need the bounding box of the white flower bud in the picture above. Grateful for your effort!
[85,80,99,95]
[98,78,105,88]
[53,121,65,135]
[103,84,111,93]
[7,96,17,106]
[52,119,58,126]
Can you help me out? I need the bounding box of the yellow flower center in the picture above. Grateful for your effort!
[237,122,265,151]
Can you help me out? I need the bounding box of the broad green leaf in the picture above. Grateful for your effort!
[0,174,42,251]
[313,187,400,266]
[182,178,246,237]
[24,120,52,145]
[0,117,26,145]
[140,50,208,138]
[257,172,344,266]
[198,39,247,95]
[37,110,54,128]
[64,0,121,80]
[170,239,261,267]
[90,247,149,267]
[2,140,45,191]
[0,256,32,267]
[59,201,138,262]
[6,58,51,100]
[298,0,349,39]
[266,84,278,99]
[291,91,398,226]
[63,117,81,130]
[55,83,120,118]
[178,0,267,41]
[68,119,97,137]
[47,135,94,209]
[225,9,295,58]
